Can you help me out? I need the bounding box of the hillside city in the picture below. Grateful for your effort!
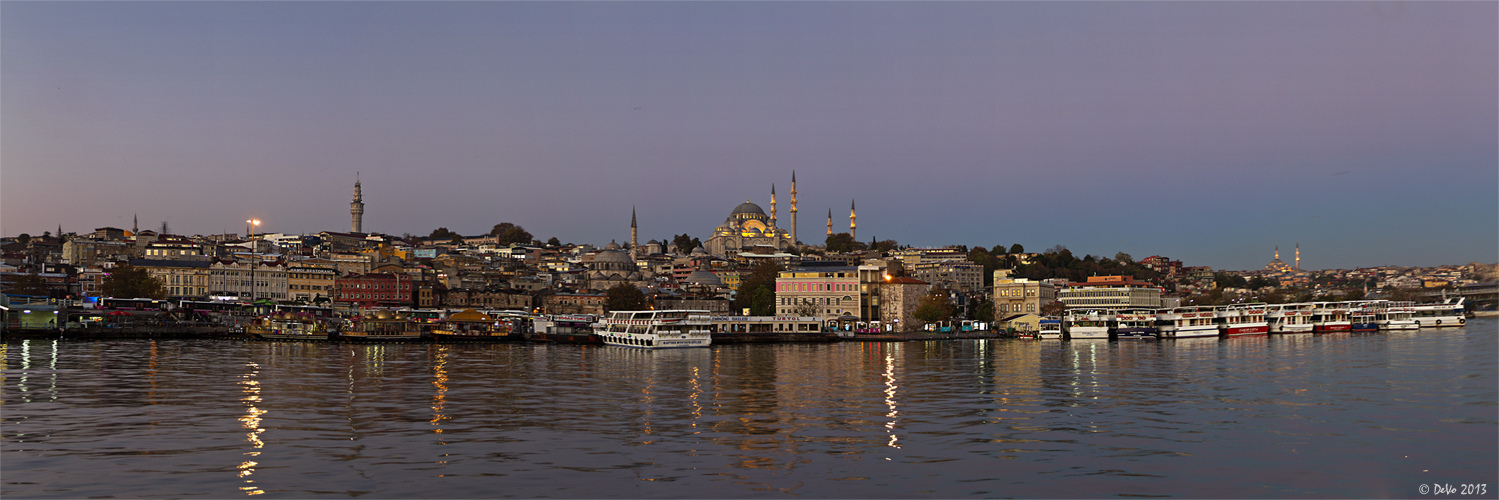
[3,181,1495,329]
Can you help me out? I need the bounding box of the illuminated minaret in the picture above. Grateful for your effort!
[1275,245,1280,261]
[789,171,799,245]
[351,173,365,234]
[849,199,857,242]
[826,208,833,236]
[1295,243,1300,270]
[770,184,777,227]
[630,206,638,259]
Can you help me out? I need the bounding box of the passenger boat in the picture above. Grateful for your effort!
[1111,309,1158,339]
[1064,310,1111,339]
[1156,306,1220,338]
[246,312,332,341]
[1412,297,1466,328]
[1267,303,1315,334]
[342,310,424,341]
[1349,303,1380,332]
[597,309,712,349]
[528,314,602,344]
[429,309,522,341]
[1218,305,1269,336]
[709,316,835,343]
[1038,317,1063,339]
[1377,301,1419,330]
[1310,302,1352,333]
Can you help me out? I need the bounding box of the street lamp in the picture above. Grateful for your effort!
[246,219,261,305]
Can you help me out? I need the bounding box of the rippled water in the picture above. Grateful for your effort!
[4,320,1496,498]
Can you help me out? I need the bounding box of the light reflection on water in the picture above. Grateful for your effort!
[3,320,1495,498]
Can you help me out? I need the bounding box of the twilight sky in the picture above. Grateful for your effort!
[3,2,1495,271]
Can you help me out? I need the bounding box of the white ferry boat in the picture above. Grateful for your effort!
[597,310,713,349]
[1218,304,1269,336]
[1156,306,1220,338]
[1038,317,1063,339]
[1350,301,1380,332]
[1377,301,1419,330]
[1412,297,1465,328]
[1310,302,1352,333]
[1267,303,1315,334]
[1112,309,1158,339]
[1064,310,1111,339]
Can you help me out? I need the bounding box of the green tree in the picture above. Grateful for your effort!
[489,223,534,245]
[824,233,866,253]
[5,273,51,296]
[672,234,702,253]
[546,236,561,247]
[1247,276,1276,289]
[429,227,460,241]
[605,283,646,311]
[733,261,782,316]
[16,233,31,246]
[1009,243,1024,255]
[913,287,955,324]
[1214,271,1248,288]
[102,264,166,299]
[873,239,899,253]
[970,298,994,323]
[1041,301,1066,317]
[1114,252,1133,264]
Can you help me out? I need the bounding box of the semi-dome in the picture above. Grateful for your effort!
[730,201,766,216]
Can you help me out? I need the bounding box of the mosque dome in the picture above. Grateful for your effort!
[731,202,766,216]
[593,249,633,265]
[683,270,723,286]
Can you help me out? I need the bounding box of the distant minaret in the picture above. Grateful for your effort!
[351,173,365,234]
[826,208,833,236]
[1295,243,1300,270]
[789,171,799,245]
[630,206,639,259]
[770,184,777,226]
[132,214,138,235]
[849,199,857,242]
[1275,245,1280,261]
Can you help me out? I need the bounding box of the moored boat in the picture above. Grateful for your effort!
[1350,302,1380,332]
[342,310,424,341]
[1156,306,1220,338]
[1038,317,1063,339]
[1111,309,1158,339]
[1377,301,1419,330]
[1218,305,1269,336]
[597,309,712,349]
[528,314,602,344]
[246,312,332,341]
[1412,297,1465,328]
[1311,302,1352,333]
[1064,309,1111,339]
[1267,303,1315,334]
[429,309,522,341]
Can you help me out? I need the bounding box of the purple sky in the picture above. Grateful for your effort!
[3,2,1494,271]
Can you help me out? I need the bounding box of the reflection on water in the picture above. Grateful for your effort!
[3,321,1496,498]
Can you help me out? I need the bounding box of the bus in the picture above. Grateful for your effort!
[99,298,171,311]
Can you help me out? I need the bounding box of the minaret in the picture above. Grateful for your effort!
[1295,243,1300,270]
[351,173,365,234]
[132,214,138,235]
[789,171,799,245]
[1275,245,1280,261]
[630,206,639,259]
[770,184,777,226]
[849,199,857,242]
[826,208,833,236]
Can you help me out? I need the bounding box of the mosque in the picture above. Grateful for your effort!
[701,172,861,257]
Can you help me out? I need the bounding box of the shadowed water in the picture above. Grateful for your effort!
[4,319,1495,498]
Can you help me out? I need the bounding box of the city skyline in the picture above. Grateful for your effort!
[3,2,1495,271]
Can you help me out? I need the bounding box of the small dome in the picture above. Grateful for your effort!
[604,241,620,250]
[684,270,723,286]
[691,246,708,255]
[446,309,493,322]
[731,202,765,216]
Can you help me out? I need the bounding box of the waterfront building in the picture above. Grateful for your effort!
[443,288,533,311]
[1057,275,1162,309]
[287,266,337,303]
[911,260,984,294]
[130,259,211,299]
[879,276,930,331]
[209,259,288,301]
[775,263,861,320]
[334,272,413,310]
[543,292,605,315]
[993,276,1057,316]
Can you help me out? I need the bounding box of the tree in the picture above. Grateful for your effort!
[970,299,994,323]
[733,261,782,316]
[1215,271,1248,288]
[5,273,50,296]
[429,227,460,241]
[1114,252,1133,264]
[873,239,899,252]
[1009,243,1024,255]
[913,287,956,324]
[102,264,166,299]
[672,234,701,253]
[1041,301,1066,317]
[17,233,31,246]
[605,283,646,311]
[1246,276,1276,290]
[824,233,866,253]
[546,237,561,247]
[489,223,533,245]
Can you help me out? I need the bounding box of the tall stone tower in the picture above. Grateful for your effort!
[1295,243,1300,270]
[826,208,833,236]
[789,171,799,245]
[630,206,639,259]
[351,173,365,234]
[849,199,857,242]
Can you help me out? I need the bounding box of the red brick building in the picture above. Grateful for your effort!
[334,272,414,310]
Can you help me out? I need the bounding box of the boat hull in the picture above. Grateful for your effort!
[1068,326,1109,339]
[1223,324,1269,336]
[1160,325,1219,338]
[1313,322,1351,333]
[1113,327,1157,339]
